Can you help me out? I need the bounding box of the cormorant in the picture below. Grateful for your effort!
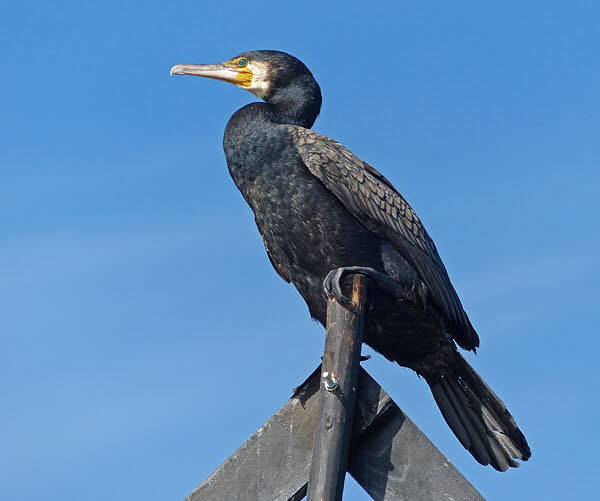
[171,50,531,471]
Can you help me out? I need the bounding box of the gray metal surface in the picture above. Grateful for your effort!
[185,367,484,501]
[349,404,485,500]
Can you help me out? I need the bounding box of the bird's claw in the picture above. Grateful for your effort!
[324,266,402,311]
[323,268,355,310]
[323,266,384,312]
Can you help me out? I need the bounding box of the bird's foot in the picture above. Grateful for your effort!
[323,266,403,310]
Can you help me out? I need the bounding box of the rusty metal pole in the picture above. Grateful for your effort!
[307,274,368,501]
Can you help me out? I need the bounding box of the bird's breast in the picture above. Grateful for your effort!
[230,146,384,280]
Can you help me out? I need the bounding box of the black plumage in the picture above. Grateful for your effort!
[171,50,531,471]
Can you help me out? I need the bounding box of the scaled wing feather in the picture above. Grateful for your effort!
[286,125,479,350]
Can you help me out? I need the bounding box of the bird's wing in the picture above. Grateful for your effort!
[286,125,479,350]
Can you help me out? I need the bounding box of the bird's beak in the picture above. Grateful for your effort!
[170,63,248,86]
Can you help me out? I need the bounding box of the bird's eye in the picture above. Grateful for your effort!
[238,58,248,67]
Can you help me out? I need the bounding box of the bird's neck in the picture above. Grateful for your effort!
[267,77,322,128]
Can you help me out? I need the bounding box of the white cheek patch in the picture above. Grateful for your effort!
[246,62,271,100]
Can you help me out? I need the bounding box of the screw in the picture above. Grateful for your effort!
[322,371,339,393]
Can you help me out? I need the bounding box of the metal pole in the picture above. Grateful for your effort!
[307,274,368,501]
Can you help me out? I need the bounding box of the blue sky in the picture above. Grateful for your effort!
[2,1,599,500]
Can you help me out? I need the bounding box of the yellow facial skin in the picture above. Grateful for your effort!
[224,58,253,88]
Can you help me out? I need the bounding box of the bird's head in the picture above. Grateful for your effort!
[171,50,320,105]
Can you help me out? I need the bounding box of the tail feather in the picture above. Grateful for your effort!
[432,377,493,466]
[426,353,531,472]
[444,376,502,468]
[429,380,472,450]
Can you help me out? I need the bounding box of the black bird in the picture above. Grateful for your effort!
[171,50,531,471]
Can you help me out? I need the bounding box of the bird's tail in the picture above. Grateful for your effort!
[425,353,531,471]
